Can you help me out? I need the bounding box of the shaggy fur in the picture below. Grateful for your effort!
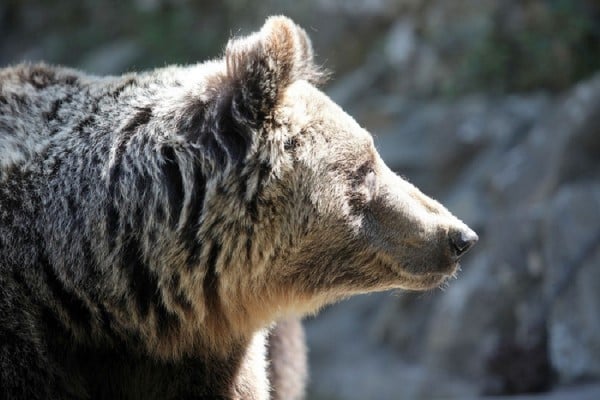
[0,16,476,399]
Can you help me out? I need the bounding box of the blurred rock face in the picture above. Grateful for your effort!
[1,0,599,399]
[546,185,600,383]
[2,0,598,94]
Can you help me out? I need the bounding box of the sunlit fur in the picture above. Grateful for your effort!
[0,16,475,400]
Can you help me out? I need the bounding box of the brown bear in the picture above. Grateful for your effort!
[0,16,477,399]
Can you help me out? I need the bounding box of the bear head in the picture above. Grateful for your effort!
[174,16,477,342]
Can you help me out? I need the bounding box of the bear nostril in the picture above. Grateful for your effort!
[450,229,479,258]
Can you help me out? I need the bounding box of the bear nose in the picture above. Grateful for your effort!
[449,228,478,258]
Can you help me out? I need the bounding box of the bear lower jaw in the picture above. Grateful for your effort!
[375,252,460,291]
[397,264,460,291]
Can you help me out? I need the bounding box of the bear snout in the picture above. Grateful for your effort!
[449,228,478,258]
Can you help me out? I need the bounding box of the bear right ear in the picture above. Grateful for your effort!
[223,16,325,125]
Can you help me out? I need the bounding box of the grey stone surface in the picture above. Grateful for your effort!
[490,75,600,208]
[306,295,478,400]
[544,184,600,383]
[486,383,600,400]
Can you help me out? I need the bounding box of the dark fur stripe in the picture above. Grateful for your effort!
[183,162,206,267]
[23,66,56,89]
[247,161,271,221]
[74,116,94,135]
[110,77,137,99]
[160,147,184,227]
[184,99,228,168]
[216,99,252,163]
[246,238,253,261]
[202,242,222,315]
[108,106,153,197]
[155,300,180,338]
[204,129,228,167]
[97,303,118,340]
[105,202,120,250]
[44,99,63,122]
[106,107,153,249]
[39,255,92,331]
[121,234,157,318]
[122,106,152,135]
[17,65,80,90]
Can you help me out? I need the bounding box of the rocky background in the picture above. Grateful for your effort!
[2,1,599,398]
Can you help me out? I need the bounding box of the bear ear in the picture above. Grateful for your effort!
[223,16,325,124]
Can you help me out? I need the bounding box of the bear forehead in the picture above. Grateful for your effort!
[280,80,374,147]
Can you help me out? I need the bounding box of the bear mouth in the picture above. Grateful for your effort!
[396,262,460,291]
[373,252,460,291]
